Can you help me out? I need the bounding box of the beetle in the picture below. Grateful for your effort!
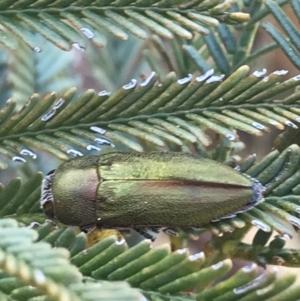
[41,152,264,240]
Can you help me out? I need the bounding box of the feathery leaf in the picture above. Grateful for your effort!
[0,68,298,167]
[0,0,249,51]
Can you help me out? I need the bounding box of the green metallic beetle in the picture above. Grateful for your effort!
[41,152,264,240]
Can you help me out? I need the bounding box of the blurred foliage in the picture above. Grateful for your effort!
[0,0,299,300]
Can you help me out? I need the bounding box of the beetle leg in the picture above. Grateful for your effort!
[149,226,162,233]
[80,224,95,233]
[163,228,179,236]
[134,228,156,241]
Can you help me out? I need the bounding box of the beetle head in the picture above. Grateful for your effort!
[41,169,56,218]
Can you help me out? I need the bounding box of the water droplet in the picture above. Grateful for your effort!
[273,69,288,75]
[251,219,271,232]
[20,149,37,159]
[177,248,187,254]
[295,207,300,213]
[34,270,46,284]
[53,98,65,109]
[90,126,106,134]
[269,119,279,125]
[123,79,137,90]
[252,122,265,130]
[41,109,56,121]
[253,69,267,77]
[285,120,298,128]
[263,76,269,82]
[140,71,156,86]
[98,90,111,96]
[80,27,94,39]
[94,137,112,146]
[275,235,286,241]
[282,233,292,240]
[72,42,85,51]
[226,133,236,141]
[212,261,224,270]
[83,249,89,255]
[293,74,300,81]
[189,252,204,261]
[288,217,300,229]
[34,46,42,53]
[206,74,225,83]
[177,74,192,85]
[86,144,101,151]
[234,273,266,295]
[27,222,41,229]
[12,156,26,163]
[115,239,126,245]
[196,69,214,82]
[242,263,257,272]
[67,149,83,157]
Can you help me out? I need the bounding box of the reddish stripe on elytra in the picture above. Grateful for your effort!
[127,179,253,190]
